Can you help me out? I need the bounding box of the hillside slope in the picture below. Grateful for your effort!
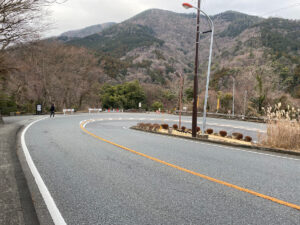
[2,9,300,114]
[58,22,116,41]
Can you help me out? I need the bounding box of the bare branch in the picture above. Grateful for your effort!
[0,0,68,50]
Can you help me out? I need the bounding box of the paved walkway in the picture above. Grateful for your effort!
[0,116,40,225]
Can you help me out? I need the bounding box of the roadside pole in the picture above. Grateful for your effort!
[243,90,247,118]
[178,73,184,129]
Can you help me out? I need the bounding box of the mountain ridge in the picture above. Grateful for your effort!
[3,8,300,114]
[59,22,116,39]
[62,8,300,106]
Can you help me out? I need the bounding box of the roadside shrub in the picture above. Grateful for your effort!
[219,130,227,137]
[196,127,201,132]
[244,136,252,142]
[206,128,213,134]
[153,124,160,131]
[181,126,186,132]
[149,124,154,131]
[145,123,152,130]
[137,123,145,128]
[232,132,243,140]
[173,124,178,130]
[187,129,192,134]
[161,124,169,130]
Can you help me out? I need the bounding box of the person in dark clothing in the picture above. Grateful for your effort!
[50,104,55,118]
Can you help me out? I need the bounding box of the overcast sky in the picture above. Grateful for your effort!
[45,0,300,37]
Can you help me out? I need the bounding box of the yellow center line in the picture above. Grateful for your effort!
[80,121,300,211]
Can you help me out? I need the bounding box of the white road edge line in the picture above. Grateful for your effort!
[21,117,67,225]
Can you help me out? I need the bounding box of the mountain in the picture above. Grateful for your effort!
[2,9,300,114]
[65,9,300,93]
[67,23,164,58]
[58,22,116,40]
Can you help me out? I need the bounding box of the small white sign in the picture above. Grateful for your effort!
[37,105,42,112]
[139,102,142,108]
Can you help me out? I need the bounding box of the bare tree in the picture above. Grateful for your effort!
[0,0,66,122]
[0,0,67,50]
[7,40,99,111]
[1,0,38,49]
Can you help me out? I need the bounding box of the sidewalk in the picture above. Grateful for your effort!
[0,117,39,225]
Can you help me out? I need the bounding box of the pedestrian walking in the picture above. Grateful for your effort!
[50,103,55,118]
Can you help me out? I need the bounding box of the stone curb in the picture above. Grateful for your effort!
[0,120,40,225]
[16,120,54,225]
[131,127,300,157]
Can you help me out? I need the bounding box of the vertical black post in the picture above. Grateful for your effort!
[179,74,184,129]
[192,0,201,137]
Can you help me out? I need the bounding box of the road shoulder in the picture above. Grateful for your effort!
[0,121,40,225]
[16,118,55,225]
[0,117,53,225]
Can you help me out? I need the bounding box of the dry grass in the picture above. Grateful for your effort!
[260,120,300,151]
[260,103,300,151]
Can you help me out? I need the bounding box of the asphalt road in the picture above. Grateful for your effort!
[23,113,299,224]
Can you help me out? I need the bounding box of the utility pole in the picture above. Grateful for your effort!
[192,0,201,137]
[178,74,184,129]
[243,90,247,118]
[232,77,235,116]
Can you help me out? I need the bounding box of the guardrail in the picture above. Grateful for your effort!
[88,108,102,114]
[63,109,74,115]
[174,111,266,123]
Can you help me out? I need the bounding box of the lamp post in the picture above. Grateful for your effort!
[182,2,214,134]
[183,1,201,137]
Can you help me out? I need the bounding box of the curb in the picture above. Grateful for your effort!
[131,127,300,157]
[0,121,40,225]
[17,118,57,225]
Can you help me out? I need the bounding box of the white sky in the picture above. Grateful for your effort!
[45,0,300,37]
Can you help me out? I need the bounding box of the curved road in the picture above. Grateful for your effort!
[23,113,300,224]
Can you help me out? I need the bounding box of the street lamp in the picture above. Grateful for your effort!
[182,1,202,137]
[182,2,214,134]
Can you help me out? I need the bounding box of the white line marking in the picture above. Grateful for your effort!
[197,143,300,161]
[79,120,86,126]
[21,117,67,225]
